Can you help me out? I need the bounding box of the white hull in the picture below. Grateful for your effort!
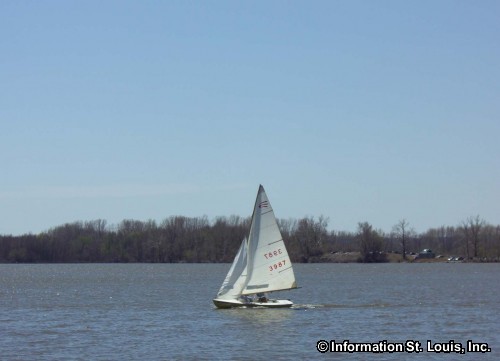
[213,298,293,309]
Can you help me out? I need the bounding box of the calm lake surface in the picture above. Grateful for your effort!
[1,263,499,360]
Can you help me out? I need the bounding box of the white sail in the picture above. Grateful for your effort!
[242,185,297,295]
[216,238,248,300]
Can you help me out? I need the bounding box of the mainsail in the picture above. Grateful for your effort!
[242,185,297,295]
[216,238,248,300]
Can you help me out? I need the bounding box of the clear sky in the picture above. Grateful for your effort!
[1,0,499,235]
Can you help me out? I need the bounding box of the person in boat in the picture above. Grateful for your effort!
[257,293,268,303]
[241,295,252,303]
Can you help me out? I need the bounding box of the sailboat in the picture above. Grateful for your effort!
[213,185,298,308]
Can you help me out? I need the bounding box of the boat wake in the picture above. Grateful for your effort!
[292,303,402,310]
[291,304,324,310]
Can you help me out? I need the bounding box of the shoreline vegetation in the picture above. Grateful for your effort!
[1,216,499,263]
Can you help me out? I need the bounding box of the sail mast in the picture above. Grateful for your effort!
[243,185,263,291]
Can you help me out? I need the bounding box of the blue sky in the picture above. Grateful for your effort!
[1,0,499,235]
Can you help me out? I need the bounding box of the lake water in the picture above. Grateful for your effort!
[0,263,498,360]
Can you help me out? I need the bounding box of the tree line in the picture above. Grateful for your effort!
[0,215,499,263]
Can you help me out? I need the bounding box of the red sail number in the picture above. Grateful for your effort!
[263,248,282,259]
[269,259,286,272]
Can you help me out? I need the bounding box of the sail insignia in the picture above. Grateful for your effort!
[245,284,270,290]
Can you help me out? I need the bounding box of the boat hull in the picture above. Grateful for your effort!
[213,298,293,309]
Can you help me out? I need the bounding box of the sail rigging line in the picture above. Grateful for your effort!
[278,266,293,273]
[267,239,283,245]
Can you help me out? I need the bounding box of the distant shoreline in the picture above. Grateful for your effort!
[1,255,499,264]
[305,251,499,263]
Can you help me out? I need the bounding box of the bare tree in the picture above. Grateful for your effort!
[392,219,414,260]
[496,225,500,259]
[461,215,485,259]
[291,216,329,262]
[358,222,385,262]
